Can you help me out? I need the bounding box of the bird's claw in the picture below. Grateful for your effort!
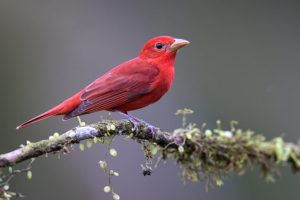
[130,120,141,134]
[132,120,159,135]
[119,112,159,135]
[144,123,159,134]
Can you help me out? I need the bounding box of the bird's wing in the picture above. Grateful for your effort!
[63,58,160,120]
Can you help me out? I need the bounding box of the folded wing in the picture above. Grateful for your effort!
[63,58,160,120]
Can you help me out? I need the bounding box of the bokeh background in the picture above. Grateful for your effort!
[1,0,300,199]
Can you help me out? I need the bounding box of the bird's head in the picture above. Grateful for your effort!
[139,36,190,62]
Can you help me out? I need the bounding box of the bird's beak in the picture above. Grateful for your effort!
[170,38,190,52]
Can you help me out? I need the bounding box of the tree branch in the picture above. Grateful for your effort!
[1,118,300,184]
[0,120,183,168]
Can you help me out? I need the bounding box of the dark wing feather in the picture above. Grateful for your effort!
[63,58,160,120]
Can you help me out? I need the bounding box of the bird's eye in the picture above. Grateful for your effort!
[155,42,164,50]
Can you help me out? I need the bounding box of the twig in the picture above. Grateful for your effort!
[0,159,34,187]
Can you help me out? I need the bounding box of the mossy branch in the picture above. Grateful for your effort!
[0,118,300,186]
[0,120,184,168]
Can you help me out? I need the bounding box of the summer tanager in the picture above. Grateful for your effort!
[16,36,189,130]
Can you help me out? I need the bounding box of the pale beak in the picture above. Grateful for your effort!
[170,38,190,52]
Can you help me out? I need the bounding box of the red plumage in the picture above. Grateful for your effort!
[16,36,189,129]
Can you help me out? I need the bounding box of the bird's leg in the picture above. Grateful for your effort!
[119,112,159,134]
[131,116,160,134]
[119,112,140,132]
[76,116,86,127]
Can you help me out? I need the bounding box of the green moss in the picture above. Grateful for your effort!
[153,116,300,187]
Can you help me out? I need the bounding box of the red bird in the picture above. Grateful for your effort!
[16,36,189,130]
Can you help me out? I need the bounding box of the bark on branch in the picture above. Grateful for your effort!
[0,120,183,168]
[0,119,300,184]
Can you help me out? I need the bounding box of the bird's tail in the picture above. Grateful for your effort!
[16,105,63,130]
[16,91,83,130]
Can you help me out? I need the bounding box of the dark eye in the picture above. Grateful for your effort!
[155,42,164,49]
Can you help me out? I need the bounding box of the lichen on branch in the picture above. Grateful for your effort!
[0,114,300,190]
[165,121,300,185]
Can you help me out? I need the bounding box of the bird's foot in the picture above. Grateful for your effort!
[121,114,141,133]
[137,119,159,134]
[131,120,141,134]
[76,116,86,127]
[119,112,159,135]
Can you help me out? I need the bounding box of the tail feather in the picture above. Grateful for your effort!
[16,113,52,130]
[16,105,61,130]
[16,91,83,130]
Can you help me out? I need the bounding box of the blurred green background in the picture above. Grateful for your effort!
[1,0,300,199]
